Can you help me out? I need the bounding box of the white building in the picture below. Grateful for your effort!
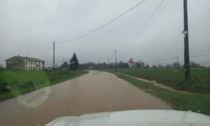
[5,55,44,70]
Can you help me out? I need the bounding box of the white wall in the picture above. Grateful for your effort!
[25,61,44,70]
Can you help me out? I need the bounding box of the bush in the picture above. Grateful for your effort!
[0,82,11,93]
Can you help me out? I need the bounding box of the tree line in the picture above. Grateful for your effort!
[60,53,79,71]
[59,54,205,71]
[78,61,205,70]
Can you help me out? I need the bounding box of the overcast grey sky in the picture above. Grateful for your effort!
[0,0,210,67]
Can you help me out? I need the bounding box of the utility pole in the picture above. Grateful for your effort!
[115,49,117,72]
[183,0,190,79]
[53,42,55,69]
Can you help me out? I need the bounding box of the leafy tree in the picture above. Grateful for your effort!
[139,61,145,68]
[190,61,200,68]
[158,64,164,68]
[145,64,150,68]
[166,63,172,68]
[152,65,157,68]
[0,64,5,71]
[173,62,180,68]
[70,53,79,70]
[60,61,69,70]
[118,61,129,68]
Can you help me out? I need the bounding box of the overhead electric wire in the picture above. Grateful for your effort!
[112,0,174,64]
[90,0,146,32]
[58,33,90,44]
[98,0,169,63]
[57,0,146,44]
[117,0,166,51]
[39,45,53,58]
[138,0,172,35]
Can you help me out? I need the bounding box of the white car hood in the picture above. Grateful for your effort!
[46,110,210,126]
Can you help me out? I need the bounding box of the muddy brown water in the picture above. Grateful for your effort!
[0,71,172,126]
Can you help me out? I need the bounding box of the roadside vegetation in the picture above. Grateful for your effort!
[116,68,210,94]
[0,70,88,101]
[108,68,210,115]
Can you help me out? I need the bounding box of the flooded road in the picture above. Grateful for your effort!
[0,71,172,126]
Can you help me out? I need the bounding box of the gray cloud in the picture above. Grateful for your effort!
[1,0,210,67]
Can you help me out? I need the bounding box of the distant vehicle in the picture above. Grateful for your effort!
[45,110,210,126]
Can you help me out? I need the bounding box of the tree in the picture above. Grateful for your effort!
[139,61,145,69]
[152,65,157,68]
[145,64,150,68]
[190,61,200,68]
[70,53,79,70]
[60,61,69,70]
[173,62,180,68]
[158,64,164,68]
[166,63,172,68]
[0,64,5,71]
[118,61,129,68]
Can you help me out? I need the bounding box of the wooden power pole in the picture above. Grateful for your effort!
[53,42,55,69]
[183,0,190,79]
[115,49,117,72]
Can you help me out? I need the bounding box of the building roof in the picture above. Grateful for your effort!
[5,55,44,62]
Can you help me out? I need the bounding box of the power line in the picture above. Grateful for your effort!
[137,0,172,37]
[117,0,166,51]
[52,0,147,63]
[41,0,175,66]
[90,0,146,32]
[39,45,53,58]
[56,0,146,44]
[99,0,167,62]
[58,33,90,44]
[113,0,173,63]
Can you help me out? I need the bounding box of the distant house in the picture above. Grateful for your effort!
[5,55,44,70]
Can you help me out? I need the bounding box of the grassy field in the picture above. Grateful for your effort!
[0,70,88,101]
[116,68,210,94]
[115,72,210,115]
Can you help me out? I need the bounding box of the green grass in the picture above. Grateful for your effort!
[115,72,210,115]
[0,70,88,101]
[115,68,210,94]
